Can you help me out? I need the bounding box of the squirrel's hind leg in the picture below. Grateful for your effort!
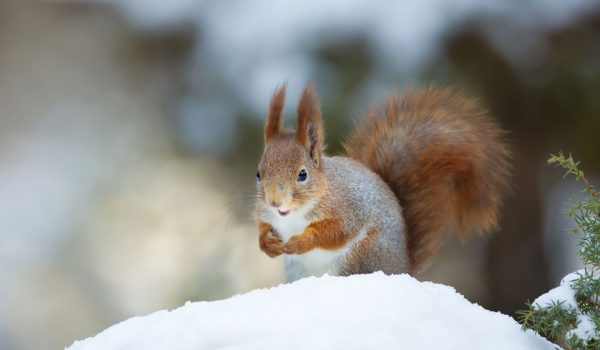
[339,226,408,276]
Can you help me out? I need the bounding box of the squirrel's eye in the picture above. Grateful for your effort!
[297,169,307,182]
[256,171,261,182]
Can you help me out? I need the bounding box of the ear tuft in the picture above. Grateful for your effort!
[264,84,287,142]
[297,82,324,166]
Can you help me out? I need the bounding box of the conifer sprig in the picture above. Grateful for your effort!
[519,153,600,349]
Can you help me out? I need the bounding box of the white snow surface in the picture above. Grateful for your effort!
[68,273,554,350]
[534,269,598,342]
[534,270,582,309]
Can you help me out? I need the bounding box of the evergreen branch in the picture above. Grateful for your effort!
[548,152,598,199]
[519,153,600,349]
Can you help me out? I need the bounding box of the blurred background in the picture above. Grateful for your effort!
[1,0,599,349]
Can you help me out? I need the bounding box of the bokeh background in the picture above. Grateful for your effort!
[1,0,599,349]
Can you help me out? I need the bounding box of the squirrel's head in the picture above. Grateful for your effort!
[256,83,326,218]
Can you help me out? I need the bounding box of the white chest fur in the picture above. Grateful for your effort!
[267,207,352,281]
[268,207,311,243]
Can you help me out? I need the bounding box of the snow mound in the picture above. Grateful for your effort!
[67,273,554,350]
[534,270,581,309]
[534,269,597,342]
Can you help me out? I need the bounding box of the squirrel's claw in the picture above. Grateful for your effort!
[283,234,314,255]
[259,230,283,258]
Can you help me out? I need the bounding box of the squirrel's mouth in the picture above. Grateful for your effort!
[277,209,290,217]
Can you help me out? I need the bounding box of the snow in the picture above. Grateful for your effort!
[68,273,554,350]
[534,270,581,309]
[534,269,598,343]
[568,314,596,343]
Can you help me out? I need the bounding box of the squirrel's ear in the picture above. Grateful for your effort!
[296,83,324,167]
[264,84,287,142]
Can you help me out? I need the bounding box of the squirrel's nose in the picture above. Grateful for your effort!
[270,201,282,208]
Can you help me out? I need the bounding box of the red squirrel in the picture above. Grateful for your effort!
[255,83,511,281]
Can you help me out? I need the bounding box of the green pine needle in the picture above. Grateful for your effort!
[519,153,600,350]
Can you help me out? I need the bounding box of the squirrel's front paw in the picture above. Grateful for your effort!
[259,230,283,258]
[283,233,314,255]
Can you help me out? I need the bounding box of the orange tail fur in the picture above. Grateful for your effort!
[344,87,512,274]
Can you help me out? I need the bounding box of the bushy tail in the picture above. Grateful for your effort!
[344,87,511,274]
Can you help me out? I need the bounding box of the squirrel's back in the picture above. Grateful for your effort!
[344,87,511,274]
